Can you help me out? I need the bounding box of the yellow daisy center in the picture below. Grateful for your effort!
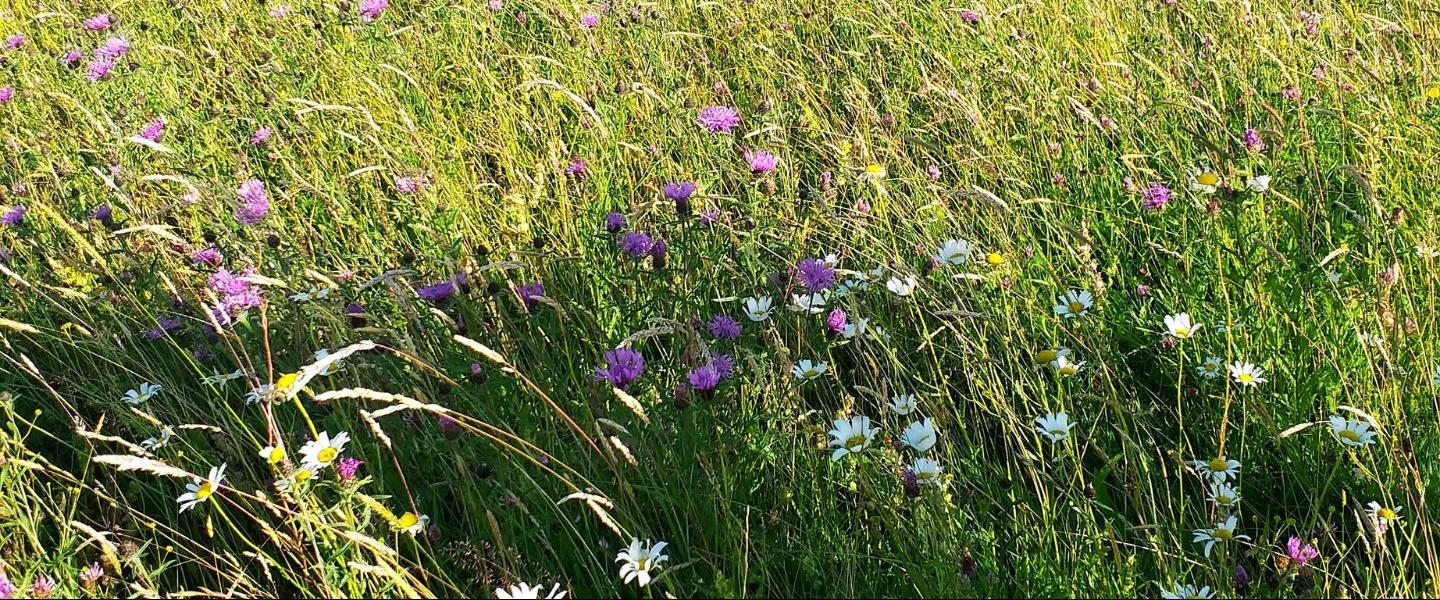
[1067,301,1084,314]
[1204,363,1219,372]
[267,448,284,464]
[1198,172,1219,186]
[844,435,866,449]
[195,481,214,500]
[636,558,650,571]
[1378,508,1396,520]
[1208,459,1230,472]
[397,512,419,528]
[1214,528,1234,541]
[1216,495,1234,505]
[865,164,882,174]
[276,372,298,390]
[1036,349,1058,363]
[317,447,338,463]
[1060,365,1077,375]
[1339,430,1360,442]
[294,468,313,482]
[1238,373,1254,383]
[1174,327,1190,337]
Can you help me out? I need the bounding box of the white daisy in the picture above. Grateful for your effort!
[1192,514,1250,557]
[298,431,350,470]
[885,275,918,297]
[395,512,430,536]
[1246,175,1271,192]
[1051,355,1084,377]
[827,416,877,461]
[288,290,313,303]
[140,427,174,450]
[1034,412,1075,443]
[495,583,567,599]
[123,382,162,404]
[934,239,973,266]
[1052,289,1093,318]
[615,538,668,588]
[789,291,828,314]
[1208,481,1241,510]
[888,394,918,415]
[1188,165,1220,194]
[1196,356,1224,379]
[177,463,226,513]
[1326,271,1341,284]
[1415,245,1440,259]
[910,457,943,485]
[1033,346,1071,365]
[900,419,937,453]
[202,369,245,386]
[1160,583,1215,599]
[791,360,829,381]
[1228,362,1267,387]
[743,296,774,322]
[1191,456,1241,482]
[1163,312,1200,339]
[245,383,275,404]
[1365,502,1403,535]
[1327,415,1377,447]
[259,445,286,465]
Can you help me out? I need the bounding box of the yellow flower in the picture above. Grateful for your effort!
[1427,85,1440,100]
[984,252,1004,267]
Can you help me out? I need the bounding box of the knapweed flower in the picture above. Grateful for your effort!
[1034,412,1075,442]
[828,415,877,461]
[250,126,273,145]
[1209,481,1241,510]
[138,117,165,142]
[0,572,11,600]
[1284,536,1320,566]
[177,464,226,512]
[259,445,286,465]
[911,457,943,485]
[1243,127,1266,152]
[593,347,645,389]
[192,245,223,266]
[663,181,695,216]
[1228,362,1266,387]
[790,291,828,314]
[123,382,162,404]
[791,359,828,381]
[745,149,777,174]
[825,308,847,333]
[1159,583,1214,599]
[687,364,721,392]
[519,281,545,308]
[900,419,938,453]
[394,175,429,195]
[1188,165,1220,194]
[84,56,114,81]
[0,205,23,226]
[743,296,774,321]
[0,86,12,103]
[708,315,741,340]
[416,275,465,302]
[959,9,980,22]
[299,431,350,470]
[28,573,55,599]
[619,231,655,258]
[1053,289,1094,318]
[934,239,973,266]
[95,35,130,59]
[1142,182,1172,210]
[1193,514,1250,557]
[60,50,83,65]
[335,456,363,480]
[1164,312,1200,339]
[1051,356,1083,377]
[1246,175,1271,192]
[1366,502,1403,534]
[1197,356,1224,379]
[5,33,24,50]
[235,179,270,225]
[889,394,918,415]
[700,207,720,225]
[358,0,388,21]
[795,257,836,292]
[605,211,626,233]
[1191,456,1241,482]
[616,538,668,588]
[1327,415,1377,447]
[84,13,114,30]
[496,583,567,599]
[885,275,917,296]
[696,105,740,133]
[564,156,587,177]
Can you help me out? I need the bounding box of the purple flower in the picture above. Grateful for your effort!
[565,156,587,177]
[358,0,388,21]
[84,56,114,81]
[394,175,429,195]
[745,149,777,174]
[235,179,270,225]
[1,205,24,226]
[92,204,114,225]
[80,562,104,587]
[5,34,24,51]
[209,268,263,317]
[927,164,941,180]
[336,456,363,480]
[84,13,113,31]
[648,236,667,263]
[95,35,130,59]
[663,181,696,202]
[687,364,721,392]
[488,0,504,10]
[619,231,655,258]
[417,274,466,302]
[209,268,250,295]
[145,316,184,339]
[696,105,741,133]
[192,246,223,266]
[826,308,847,333]
[700,207,720,225]
[1142,182,1171,211]
[28,574,55,599]
[1285,536,1320,566]
[250,126,273,145]
[60,50,83,65]
[0,86,12,103]
[605,211,626,233]
[0,571,12,600]
[794,257,836,292]
[1233,565,1250,593]
[519,280,545,308]
[709,354,736,380]
[593,347,645,389]
[580,12,601,28]
[1243,127,1266,153]
[138,117,165,142]
[960,9,980,22]
[708,315,741,340]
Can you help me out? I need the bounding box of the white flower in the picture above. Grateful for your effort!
[259,445,286,465]
[1051,356,1084,377]
[203,369,245,386]
[1246,175,1271,192]
[1365,502,1403,535]
[900,419,937,453]
[1163,312,1200,339]
[495,583,567,599]
[1034,412,1075,443]
[1417,245,1440,259]
[1033,346,1071,365]
[743,296,774,322]
[245,384,274,404]
[141,427,174,450]
[288,290,313,303]
[177,463,226,513]
[1357,332,1385,348]
[1191,456,1241,482]
[791,360,828,381]
[1208,481,1241,510]
[823,253,840,266]
[615,538,668,588]
[1228,362,1267,387]
[1188,165,1220,194]
[1192,514,1250,557]
[123,382,162,404]
[889,394,918,415]
[1196,356,1224,379]
[885,275,918,297]
[1327,415,1377,447]
[910,457,943,485]
[312,348,343,376]
[1052,289,1093,318]
[827,416,877,461]
[934,239,972,266]
[1160,583,1215,599]
[789,291,828,314]
[1326,271,1341,284]
[395,512,430,536]
[298,431,350,470]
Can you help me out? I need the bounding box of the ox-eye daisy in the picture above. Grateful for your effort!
[828,416,877,461]
[900,419,937,453]
[1196,357,1223,379]
[1328,415,1377,447]
[1228,362,1266,387]
[1034,412,1075,442]
[178,464,226,513]
[1189,165,1220,194]
[123,382,162,404]
[1053,289,1093,318]
[1191,456,1241,482]
[1164,313,1200,339]
[299,431,350,470]
[616,538,668,587]
[1193,514,1250,557]
[791,360,828,381]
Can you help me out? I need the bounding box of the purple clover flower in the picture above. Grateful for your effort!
[251,126,273,145]
[593,347,645,389]
[1243,127,1266,152]
[826,308,847,333]
[138,117,165,142]
[5,34,24,51]
[1142,182,1171,211]
[1285,536,1320,566]
[395,175,429,195]
[696,105,740,133]
[0,86,12,103]
[336,456,363,480]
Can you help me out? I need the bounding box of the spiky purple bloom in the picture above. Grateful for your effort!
[648,236,667,263]
[394,175,428,195]
[358,0,388,21]
[1232,565,1250,592]
[0,205,24,226]
[80,562,104,586]
[83,13,113,30]
[696,105,740,133]
[579,12,601,28]
[92,204,114,225]
[794,257,836,292]
[488,0,504,10]
[700,207,720,225]
[709,354,736,380]
[1142,182,1171,211]
[192,246,223,266]
[708,315,741,340]
[1243,127,1266,152]
[336,456,363,480]
[84,56,114,81]
[593,347,645,389]
[138,117,165,142]
[417,274,466,302]
[519,280,545,308]
[209,267,262,316]
[826,308,847,333]
[1285,536,1320,566]
[687,364,721,392]
[28,574,55,599]
[250,126,273,145]
[95,35,130,59]
[235,179,270,225]
[960,9,980,22]
[0,86,12,103]
[745,149,777,174]
[145,316,184,339]
[565,156,587,177]
[60,50,82,65]
[5,34,24,51]
[928,164,941,180]
[605,211,626,233]
[663,181,696,202]
[619,231,655,258]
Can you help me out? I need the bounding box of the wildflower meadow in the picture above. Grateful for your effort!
[1,1,1438,598]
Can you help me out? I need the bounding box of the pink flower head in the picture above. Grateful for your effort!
[60,50,83,65]
[83,13,113,31]
[0,86,12,103]
[138,117,165,142]
[745,149,777,175]
[1285,536,1320,566]
[250,126,273,145]
[826,308,847,333]
[395,175,429,195]
[5,34,24,51]
[84,56,115,81]
[1243,127,1266,152]
[580,12,601,28]
[95,35,130,59]
[235,179,270,225]
[358,0,388,21]
[696,105,741,133]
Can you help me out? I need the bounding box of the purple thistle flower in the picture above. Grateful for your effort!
[92,204,114,225]
[1142,182,1171,211]
[700,207,720,225]
[745,149,777,174]
[696,105,740,133]
[565,156,587,177]
[708,315,741,340]
[709,354,736,380]
[826,308,847,333]
[336,456,363,480]
[95,35,130,59]
[687,364,721,392]
[394,175,429,195]
[0,86,12,103]
[795,257,836,292]
[593,347,645,389]
[1285,536,1320,566]
[605,211,626,233]
[960,9,980,22]
[83,13,113,31]
[138,117,165,142]
[208,268,250,296]
[145,316,184,339]
[358,0,388,21]
[250,126,273,145]
[579,12,601,28]
[60,50,83,65]
[235,179,270,225]
[0,572,12,600]
[28,574,55,599]
[1243,127,1266,152]
[519,280,545,308]
[192,245,223,266]
[1,205,24,226]
[5,34,24,51]
[902,467,920,497]
[417,274,466,302]
[619,231,655,258]
[84,56,114,81]
[1233,565,1250,593]
[648,236,667,264]
[663,181,696,202]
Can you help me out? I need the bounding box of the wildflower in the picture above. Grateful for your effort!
[1197,356,1223,379]
[358,0,388,21]
[1284,536,1320,566]
[139,427,171,450]
[394,511,429,536]
[1188,165,1220,194]
[745,149,778,175]
[616,538,669,587]
[791,359,828,381]
[487,1,504,10]
[700,207,719,225]
[123,382,162,404]
[235,179,270,225]
[192,246,223,266]
[203,369,245,386]
[1366,502,1403,534]
[1164,312,1200,339]
[1191,456,1241,482]
[1051,356,1083,377]
[1053,289,1094,318]
[394,175,429,195]
[841,318,879,340]
[496,583,568,599]
[277,466,316,491]
[743,296,774,322]
[1246,175,1271,192]
[417,275,465,302]
[935,239,973,266]
[60,50,83,65]
[1417,245,1440,259]
[860,163,886,181]
[593,347,645,389]
[1142,182,1172,210]
[1033,346,1071,365]
[95,35,130,59]
[663,181,696,216]
[708,315,741,340]
[1242,127,1266,152]
[579,12,601,28]
[84,56,115,81]
[889,394,918,415]
[687,364,721,393]
[0,205,24,226]
[1193,514,1250,557]
[795,257,837,292]
[138,117,165,142]
[696,105,740,133]
[1228,362,1266,387]
[900,419,937,453]
[0,86,12,103]
[84,13,113,30]
[1034,412,1075,442]
[563,156,587,177]
[28,574,56,599]
[80,563,104,588]
[335,456,363,480]
[519,281,545,309]
[0,573,11,600]
[619,231,656,258]
[790,291,828,314]
[1327,415,1377,447]
[259,445,286,465]
[1201,481,1240,511]
[177,464,226,512]
[245,383,275,404]
[4,34,23,50]
[250,126,273,145]
[1159,583,1214,599]
[828,416,877,460]
[1233,566,1251,594]
[885,275,917,296]
[984,252,1005,267]
[299,431,350,470]
[959,9,980,22]
[911,457,943,485]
